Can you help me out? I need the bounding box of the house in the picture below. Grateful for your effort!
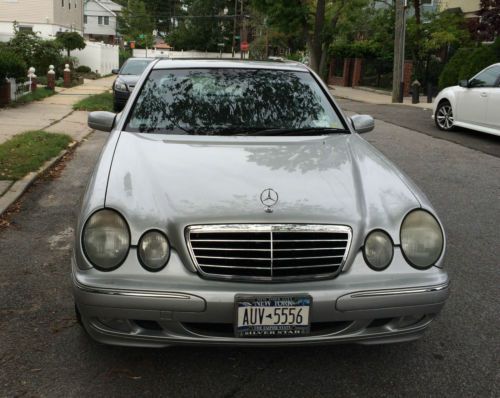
[0,0,84,42]
[83,0,122,44]
[373,0,439,16]
[439,0,480,18]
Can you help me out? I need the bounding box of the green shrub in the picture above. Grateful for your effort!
[76,65,92,73]
[459,45,497,80]
[119,49,132,67]
[7,31,63,77]
[439,43,500,89]
[438,48,469,89]
[0,48,27,79]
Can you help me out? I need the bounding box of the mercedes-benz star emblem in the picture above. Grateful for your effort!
[260,188,279,213]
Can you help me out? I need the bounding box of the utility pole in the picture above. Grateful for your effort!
[240,0,245,60]
[392,0,406,103]
[232,0,237,57]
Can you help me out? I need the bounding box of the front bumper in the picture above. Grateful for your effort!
[73,249,450,347]
[113,90,130,108]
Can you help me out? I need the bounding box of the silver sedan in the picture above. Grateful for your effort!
[73,59,449,347]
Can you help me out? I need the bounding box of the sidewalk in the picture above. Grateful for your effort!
[0,75,114,216]
[0,76,115,144]
[329,85,434,110]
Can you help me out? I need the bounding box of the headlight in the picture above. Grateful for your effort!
[82,209,130,271]
[138,230,170,272]
[401,210,444,269]
[364,230,393,270]
[114,81,128,92]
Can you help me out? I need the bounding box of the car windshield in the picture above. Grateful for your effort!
[125,68,347,135]
[120,59,153,75]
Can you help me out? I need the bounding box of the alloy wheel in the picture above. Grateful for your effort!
[436,103,454,130]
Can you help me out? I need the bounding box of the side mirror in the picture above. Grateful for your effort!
[88,111,116,132]
[459,79,469,88]
[112,68,119,75]
[350,114,375,134]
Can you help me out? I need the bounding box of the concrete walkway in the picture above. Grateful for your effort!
[0,76,114,144]
[329,85,434,110]
[0,75,114,215]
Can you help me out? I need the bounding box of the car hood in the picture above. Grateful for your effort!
[105,132,422,251]
[116,75,141,87]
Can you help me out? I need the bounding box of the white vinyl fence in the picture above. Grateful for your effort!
[72,41,119,75]
[8,78,32,101]
[133,49,245,59]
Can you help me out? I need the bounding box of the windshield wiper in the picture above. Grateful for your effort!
[236,127,350,136]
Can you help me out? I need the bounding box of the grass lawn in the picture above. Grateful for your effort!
[9,88,56,107]
[0,131,72,180]
[73,91,113,112]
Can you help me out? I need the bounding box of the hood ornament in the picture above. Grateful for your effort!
[260,188,279,213]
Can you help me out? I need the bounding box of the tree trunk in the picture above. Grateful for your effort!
[309,0,326,73]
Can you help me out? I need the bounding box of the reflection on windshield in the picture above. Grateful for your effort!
[125,69,345,135]
[120,60,153,75]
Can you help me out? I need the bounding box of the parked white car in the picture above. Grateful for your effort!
[433,63,500,136]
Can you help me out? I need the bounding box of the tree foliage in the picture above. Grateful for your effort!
[118,0,155,48]
[438,37,500,89]
[168,0,234,52]
[0,48,26,79]
[474,0,500,41]
[7,29,63,76]
[56,32,86,57]
[252,0,369,76]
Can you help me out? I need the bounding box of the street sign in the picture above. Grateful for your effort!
[240,41,249,52]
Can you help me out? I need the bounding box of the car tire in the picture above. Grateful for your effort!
[435,100,455,131]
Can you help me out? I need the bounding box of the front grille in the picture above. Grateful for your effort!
[186,224,352,281]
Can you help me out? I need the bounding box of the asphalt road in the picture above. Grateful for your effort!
[1,117,499,397]
[338,98,500,158]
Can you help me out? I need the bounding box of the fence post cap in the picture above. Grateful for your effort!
[48,65,55,75]
[64,64,71,72]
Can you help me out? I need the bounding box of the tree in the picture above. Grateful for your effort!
[252,0,369,77]
[476,0,500,41]
[406,9,471,86]
[8,29,63,75]
[56,32,86,57]
[168,0,234,52]
[118,0,155,49]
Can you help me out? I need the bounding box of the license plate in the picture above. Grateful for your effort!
[235,296,311,337]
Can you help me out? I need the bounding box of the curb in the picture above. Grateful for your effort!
[0,142,77,217]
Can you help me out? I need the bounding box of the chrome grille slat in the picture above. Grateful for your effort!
[196,255,271,261]
[186,224,352,282]
[193,247,271,251]
[198,264,271,270]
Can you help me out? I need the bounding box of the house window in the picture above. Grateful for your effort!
[61,0,64,6]
[98,16,103,25]
[84,15,87,24]
[104,16,109,25]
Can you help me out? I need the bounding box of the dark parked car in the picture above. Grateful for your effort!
[112,58,154,112]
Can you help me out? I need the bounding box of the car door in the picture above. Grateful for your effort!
[484,66,500,130]
[456,65,500,128]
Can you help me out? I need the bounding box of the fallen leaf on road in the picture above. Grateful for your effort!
[104,368,142,380]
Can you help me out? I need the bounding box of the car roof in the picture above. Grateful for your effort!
[153,59,309,72]
[125,57,155,62]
